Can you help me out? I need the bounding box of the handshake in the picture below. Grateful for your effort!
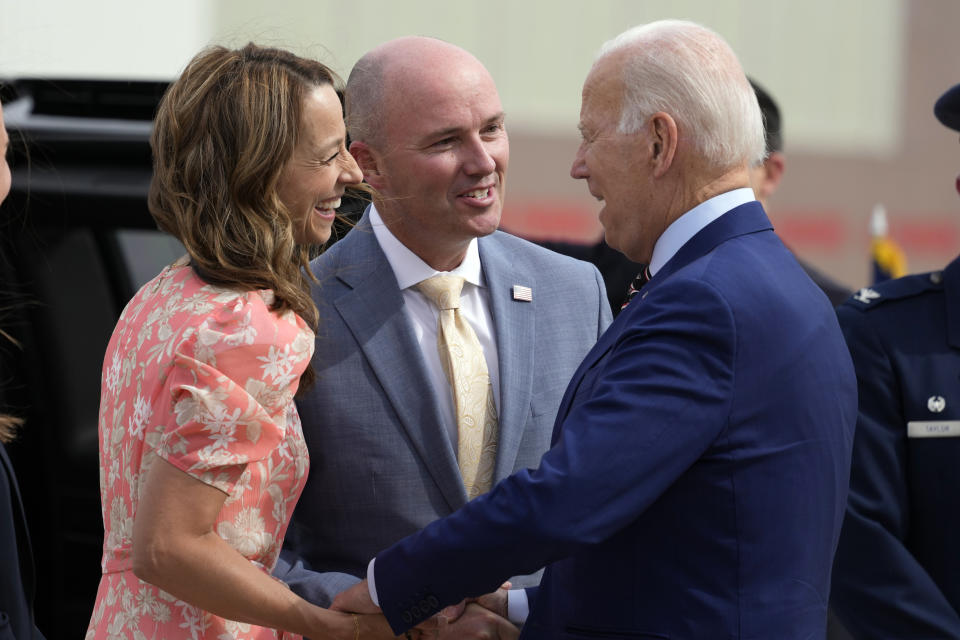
[331,581,518,640]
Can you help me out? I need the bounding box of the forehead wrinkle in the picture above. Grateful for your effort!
[424,111,505,138]
[377,55,502,157]
[425,110,505,137]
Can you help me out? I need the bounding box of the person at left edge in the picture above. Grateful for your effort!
[1,97,45,640]
[333,19,857,639]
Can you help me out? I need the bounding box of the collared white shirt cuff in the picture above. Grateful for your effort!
[367,558,380,607]
[507,588,529,624]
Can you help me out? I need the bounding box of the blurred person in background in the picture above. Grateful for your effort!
[747,79,850,306]
[830,83,960,638]
[83,43,400,639]
[1,98,45,640]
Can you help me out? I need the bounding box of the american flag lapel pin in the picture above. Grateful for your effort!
[512,285,533,302]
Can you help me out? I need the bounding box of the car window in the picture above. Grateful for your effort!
[113,229,185,290]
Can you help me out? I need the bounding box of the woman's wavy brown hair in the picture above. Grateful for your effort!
[0,414,21,444]
[149,43,340,390]
[0,324,22,443]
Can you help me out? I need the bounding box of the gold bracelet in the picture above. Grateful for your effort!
[352,613,359,640]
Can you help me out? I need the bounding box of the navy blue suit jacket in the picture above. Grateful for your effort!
[831,256,960,638]
[373,201,858,639]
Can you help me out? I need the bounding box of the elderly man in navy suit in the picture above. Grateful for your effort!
[333,20,858,639]
[830,84,960,638]
[275,36,611,636]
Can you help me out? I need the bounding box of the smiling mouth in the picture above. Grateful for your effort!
[461,187,492,200]
[314,197,342,213]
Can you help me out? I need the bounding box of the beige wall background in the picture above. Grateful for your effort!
[2,0,958,289]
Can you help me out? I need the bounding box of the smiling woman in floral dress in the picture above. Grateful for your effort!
[84,43,394,639]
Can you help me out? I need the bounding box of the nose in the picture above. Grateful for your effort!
[339,149,363,185]
[570,143,588,180]
[462,136,497,176]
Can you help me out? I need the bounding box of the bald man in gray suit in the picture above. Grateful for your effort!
[275,37,610,635]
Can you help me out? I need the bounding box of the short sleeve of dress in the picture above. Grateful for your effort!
[155,291,314,494]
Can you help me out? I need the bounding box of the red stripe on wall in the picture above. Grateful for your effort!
[501,201,601,242]
[774,212,846,251]
[891,218,959,254]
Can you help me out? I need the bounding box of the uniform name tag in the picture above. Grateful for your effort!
[907,420,960,438]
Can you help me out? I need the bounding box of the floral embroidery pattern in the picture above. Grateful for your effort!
[86,262,312,639]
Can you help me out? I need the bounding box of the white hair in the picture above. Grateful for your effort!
[598,20,765,169]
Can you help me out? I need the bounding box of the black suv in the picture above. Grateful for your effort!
[1,78,181,638]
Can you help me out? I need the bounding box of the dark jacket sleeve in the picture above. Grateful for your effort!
[0,443,45,639]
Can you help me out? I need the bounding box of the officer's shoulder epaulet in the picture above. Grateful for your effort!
[842,271,944,312]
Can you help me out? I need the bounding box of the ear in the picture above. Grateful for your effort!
[648,112,678,178]
[348,141,386,189]
[761,151,786,197]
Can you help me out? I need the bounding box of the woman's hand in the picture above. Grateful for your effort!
[312,610,403,640]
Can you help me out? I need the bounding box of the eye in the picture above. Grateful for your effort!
[481,122,504,135]
[320,151,340,165]
[431,137,456,148]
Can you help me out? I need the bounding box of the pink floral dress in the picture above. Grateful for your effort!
[86,258,313,639]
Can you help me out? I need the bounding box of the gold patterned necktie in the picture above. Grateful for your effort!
[416,275,498,499]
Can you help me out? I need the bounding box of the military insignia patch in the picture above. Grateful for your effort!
[928,395,947,413]
[853,288,881,304]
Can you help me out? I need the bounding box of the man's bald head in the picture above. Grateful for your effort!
[345,36,490,149]
[342,36,508,271]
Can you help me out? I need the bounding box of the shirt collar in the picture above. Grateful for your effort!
[369,203,484,289]
[648,187,756,276]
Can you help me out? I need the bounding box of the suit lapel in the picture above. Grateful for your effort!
[329,215,466,510]
[480,235,536,481]
[553,201,774,429]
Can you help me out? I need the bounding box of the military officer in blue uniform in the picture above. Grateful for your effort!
[830,82,960,638]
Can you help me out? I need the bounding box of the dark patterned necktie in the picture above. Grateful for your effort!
[620,265,652,310]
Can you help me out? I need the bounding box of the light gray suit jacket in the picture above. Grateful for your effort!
[276,212,611,606]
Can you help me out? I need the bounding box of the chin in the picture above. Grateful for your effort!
[602,229,620,251]
[294,232,331,247]
[302,222,334,246]
[470,210,502,236]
